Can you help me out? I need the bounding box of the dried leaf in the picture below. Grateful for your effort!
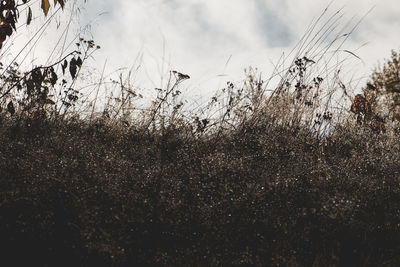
[0,27,6,43]
[61,60,68,75]
[53,0,65,9]
[27,7,32,25]
[76,57,83,67]
[50,68,58,86]
[41,0,51,16]
[69,58,77,79]
[5,10,17,31]
[0,24,13,43]
[58,0,65,9]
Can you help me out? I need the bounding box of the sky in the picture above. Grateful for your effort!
[5,0,400,102]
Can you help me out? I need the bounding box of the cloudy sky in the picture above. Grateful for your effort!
[7,0,400,100]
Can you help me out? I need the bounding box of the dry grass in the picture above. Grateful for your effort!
[1,5,400,267]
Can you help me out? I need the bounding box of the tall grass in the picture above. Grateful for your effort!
[1,4,400,266]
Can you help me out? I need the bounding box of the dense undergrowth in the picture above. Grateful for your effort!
[1,2,400,266]
[0,110,400,266]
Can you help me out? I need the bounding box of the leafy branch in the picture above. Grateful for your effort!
[0,50,79,100]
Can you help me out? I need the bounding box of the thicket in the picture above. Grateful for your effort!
[0,2,400,266]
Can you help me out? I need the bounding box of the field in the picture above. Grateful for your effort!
[1,1,400,266]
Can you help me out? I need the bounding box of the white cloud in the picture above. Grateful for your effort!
[4,0,400,100]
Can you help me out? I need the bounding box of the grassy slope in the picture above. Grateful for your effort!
[1,113,400,266]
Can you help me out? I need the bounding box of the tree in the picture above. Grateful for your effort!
[0,0,65,49]
[363,49,400,122]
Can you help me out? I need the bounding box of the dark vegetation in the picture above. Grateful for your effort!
[1,1,400,266]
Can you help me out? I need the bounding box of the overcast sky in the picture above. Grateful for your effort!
[8,0,400,100]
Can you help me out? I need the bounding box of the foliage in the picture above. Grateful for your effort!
[0,38,99,117]
[0,0,65,48]
[363,49,400,122]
